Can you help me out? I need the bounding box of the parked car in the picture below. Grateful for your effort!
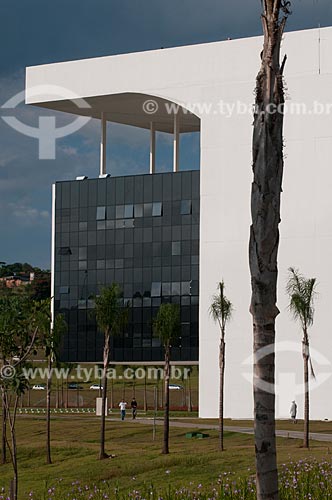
[169,384,183,390]
[67,382,83,390]
[89,384,103,390]
[32,384,46,390]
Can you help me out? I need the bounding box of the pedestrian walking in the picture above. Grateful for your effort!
[131,397,138,419]
[119,400,127,420]
[290,400,297,424]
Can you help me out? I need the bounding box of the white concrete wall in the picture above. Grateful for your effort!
[199,28,332,420]
[26,26,332,419]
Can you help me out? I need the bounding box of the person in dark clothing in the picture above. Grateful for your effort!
[130,397,138,419]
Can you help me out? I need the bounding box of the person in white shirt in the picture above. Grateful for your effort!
[119,400,127,420]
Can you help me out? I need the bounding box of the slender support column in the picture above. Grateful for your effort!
[173,111,180,173]
[50,184,56,332]
[100,112,107,176]
[150,122,156,174]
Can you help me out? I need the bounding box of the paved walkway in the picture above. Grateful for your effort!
[107,417,332,443]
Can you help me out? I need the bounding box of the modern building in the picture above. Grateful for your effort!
[26,26,332,420]
[54,171,199,363]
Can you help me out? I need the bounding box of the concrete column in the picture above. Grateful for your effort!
[173,111,180,173]
[100,112,107,176]
[150,122,156,174]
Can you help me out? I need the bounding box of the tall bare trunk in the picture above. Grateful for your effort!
[1,387,6,465]
[110,378,113,409]
[55,379,59,409]
[5,393,19,500]
[219,336,225,451]
[187,372,192,413]
[302,337,309,448]
[99,329,110,460]
[162,347,170,455]
[46,356,52,464]
[10,416,18,500]
[143,375,147,411]
[250,2,289,498]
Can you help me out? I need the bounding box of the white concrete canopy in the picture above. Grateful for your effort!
[25,91,200,133]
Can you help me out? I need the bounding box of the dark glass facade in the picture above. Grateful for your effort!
[54,171,200,362]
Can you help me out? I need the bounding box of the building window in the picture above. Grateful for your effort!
[59,286,69,294]
[116,205,125,219]
[124,204,134,218]
[96,206,106,220]
[144,203,152,217]
[162,282,171,296]
[134,204,143,218]
[181,281,191,295]
[58,247,72,256]
[180,200,192,215]
[172,241,181,256]
[151,282,161,297]
[152,202,162,217]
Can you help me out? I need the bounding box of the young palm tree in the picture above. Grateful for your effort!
[94,284,128,460]
[249,1,291,497]
[286,267,317,448]
[153,303,180,455]
[209,281,233,451]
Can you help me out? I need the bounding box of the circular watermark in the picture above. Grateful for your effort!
[242,340,332,397]
[0,364,16,380]
[1,84,91,160]
[143,99,159,115]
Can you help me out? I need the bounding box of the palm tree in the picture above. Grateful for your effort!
[94,284,128,460]
[153,303,181,455]
[209,281,233,451]
[249,2,291,497]
[286,267,317,448]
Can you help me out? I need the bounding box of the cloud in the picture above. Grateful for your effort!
[9,203,50,225]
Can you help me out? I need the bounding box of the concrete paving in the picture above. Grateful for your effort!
[108,416,332,443]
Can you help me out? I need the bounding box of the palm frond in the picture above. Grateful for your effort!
[286,267,317,330]
[209,280,233,330]
[309,356,316,380]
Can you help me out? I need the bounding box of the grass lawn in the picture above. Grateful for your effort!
[1,414,332,499]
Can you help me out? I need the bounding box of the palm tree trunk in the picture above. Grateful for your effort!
[303,337,310,448]
[249,3,288,498]
[162,347,170,454]
[46,356,52,464]
[219,336,225,451]
[99,329,110,460]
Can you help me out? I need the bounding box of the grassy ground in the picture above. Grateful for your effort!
[1,414,332,500]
